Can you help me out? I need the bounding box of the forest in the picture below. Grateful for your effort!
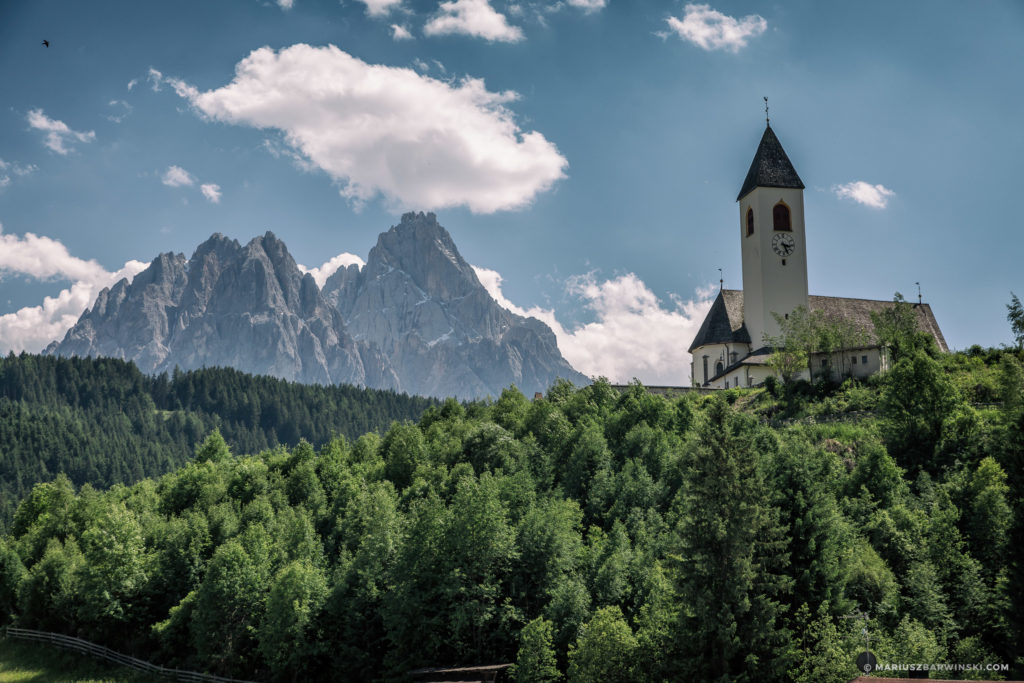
[0,353,437,529]
[1,340,1022,681]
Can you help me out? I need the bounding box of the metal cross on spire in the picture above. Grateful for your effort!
[764,97,770,126]
[718,268,723,291]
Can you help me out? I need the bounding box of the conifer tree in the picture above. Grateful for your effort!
[669,397,792,682]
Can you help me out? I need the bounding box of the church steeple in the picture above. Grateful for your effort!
[736,123,809,350]
[736,125,805,201]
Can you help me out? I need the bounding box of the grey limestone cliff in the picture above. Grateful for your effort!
[48,214,586,399]
[46,232,397,388]
[323,212,588,399]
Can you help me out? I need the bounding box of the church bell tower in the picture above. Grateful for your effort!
[737,125,809,348]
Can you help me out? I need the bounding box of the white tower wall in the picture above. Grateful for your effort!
[739,185,809,347]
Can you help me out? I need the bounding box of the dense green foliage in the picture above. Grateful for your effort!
[1,348,1022,681]
[0,353,437,529]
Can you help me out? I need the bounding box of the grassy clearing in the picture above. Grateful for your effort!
[0,638,150,683]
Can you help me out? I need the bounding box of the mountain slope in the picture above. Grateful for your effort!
[323,212,588,398]
[47,215,586,398]
[47,232,398,388]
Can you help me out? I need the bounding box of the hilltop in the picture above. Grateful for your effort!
[1,345,1022,681]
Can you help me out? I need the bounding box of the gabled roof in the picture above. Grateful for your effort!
[808,294,948,353]
[688,289,750,352]
[737,125,805,201]
[689,291,949,354]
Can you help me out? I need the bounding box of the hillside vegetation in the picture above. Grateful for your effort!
[0,347,1022,682]
[0,354,437,528]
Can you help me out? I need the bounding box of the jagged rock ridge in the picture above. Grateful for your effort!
[47,214,587,399]
[324,212,588,399]
[46,232,397,388]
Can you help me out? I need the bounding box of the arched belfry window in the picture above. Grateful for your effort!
[773,202,791,231]
[715,361,724,376]
[746,208,754,236]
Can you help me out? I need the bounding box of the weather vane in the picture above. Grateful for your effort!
[764,97,769,126]
[916,282,921,305]
[718,268,723,290]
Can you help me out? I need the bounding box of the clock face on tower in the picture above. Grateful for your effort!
[771,232,796,257]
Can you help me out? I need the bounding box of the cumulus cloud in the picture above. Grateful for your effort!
[162,165,196,187]
[127,78,138,91]
[169,44,565,213]
[200,183,222,203]
[391,24,414,40]
[0,226,148,353]
[474,266,715,385]
[26,109,96,155]
[277,0,294,9]
[298,252,366,288]
[424,0,524,43]
[832,181,896,209]
[358,0,403,16]
[666,4,766,52]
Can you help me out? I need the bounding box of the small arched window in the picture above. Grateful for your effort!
[773,202,791,231]
[746,208,754,236]
[715,361,724,376]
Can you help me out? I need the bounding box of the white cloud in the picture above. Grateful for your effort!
[170,44,565,213]
[0,159,37,190]
[200,183,222,203]
[391,24,414,40]
[0,225,148,353]
[359,0,403,16]
[832,181,896,209]
[298,252,366,288]
[162,165,195,187]
[107,99,133,123]
[277,0,294,9]
[424,0,524,43]
[474,265,715,385]
[566,0,606,11]
[127,78,138,91]
[26,109,96,155]
[148,67,164,91]
[666,4,766,52]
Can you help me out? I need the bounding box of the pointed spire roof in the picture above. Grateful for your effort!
[736,125,804,201]
[688,289,750,352]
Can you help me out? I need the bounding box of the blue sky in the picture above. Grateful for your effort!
[1,0,1022,384]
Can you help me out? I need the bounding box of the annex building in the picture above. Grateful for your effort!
[689,124,947,389]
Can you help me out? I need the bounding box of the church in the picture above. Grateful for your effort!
[689,124,947,389]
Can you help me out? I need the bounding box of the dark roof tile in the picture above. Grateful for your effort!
[690,291,947,354]
[737,126,805,201]
[688,289,750,351]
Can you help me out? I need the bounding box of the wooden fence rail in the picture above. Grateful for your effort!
[2,626,257,683]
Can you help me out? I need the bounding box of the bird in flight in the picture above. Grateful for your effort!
[42,40,49,47]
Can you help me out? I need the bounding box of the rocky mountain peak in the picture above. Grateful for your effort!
[364,211,480,302]
[48,218,586,399]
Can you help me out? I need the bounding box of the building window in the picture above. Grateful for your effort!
[703,356,708,384]
[852,356,858,365]
[716,361,724,376]
[821,358,828,368]
[746,208,754,236]
[773,202,791,231]
[730,351,738,364]
[747,376,752,387]
[862,355,868,365]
